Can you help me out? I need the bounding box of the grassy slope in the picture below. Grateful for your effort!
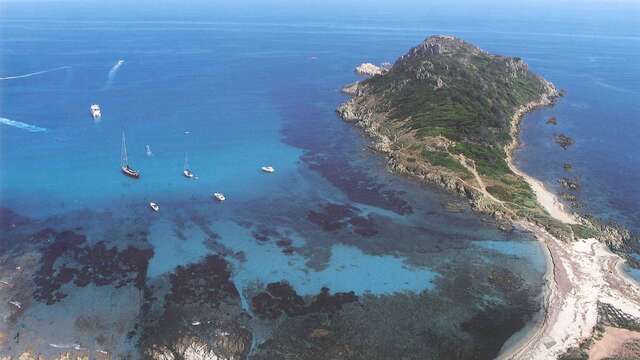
[360,36,574,240]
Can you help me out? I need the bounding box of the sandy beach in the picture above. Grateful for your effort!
[498,98,640,359]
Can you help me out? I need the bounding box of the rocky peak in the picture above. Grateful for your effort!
[397,35,483,65]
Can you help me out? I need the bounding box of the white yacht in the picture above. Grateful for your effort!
[261,166,275,173]
[149,202,160,212]
[90,104,101,120]
[213,192,226,202]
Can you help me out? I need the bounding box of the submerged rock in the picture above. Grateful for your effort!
[559,177,580,190]
[251,282,358,320]
[554,133,575,149]
[140,255,251,360]
[32,229,153,305]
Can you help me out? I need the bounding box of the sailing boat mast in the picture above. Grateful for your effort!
[120,131,140,178]
[121,131,128,167]
[183,152,194,178]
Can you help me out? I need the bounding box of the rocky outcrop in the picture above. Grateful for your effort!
[146,333,250,360]
[355,63,387,77]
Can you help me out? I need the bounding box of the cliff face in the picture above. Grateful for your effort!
[338,35,577,241]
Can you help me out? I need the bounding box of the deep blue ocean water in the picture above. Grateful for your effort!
[0,1,638,358]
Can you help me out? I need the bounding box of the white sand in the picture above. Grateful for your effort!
[498,100,640,359]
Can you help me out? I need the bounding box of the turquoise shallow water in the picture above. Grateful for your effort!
[0,1,637,358]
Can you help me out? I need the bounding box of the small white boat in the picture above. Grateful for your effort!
[90,104,101,120]
[261,166,275,173]
[183,154,194,179]
[213,193,226,202]
[145,145,153,157]
[8,300,22,309]
[191,321,201,326]
[149,202,160,212]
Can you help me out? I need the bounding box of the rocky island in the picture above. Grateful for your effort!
[338,35,640,359]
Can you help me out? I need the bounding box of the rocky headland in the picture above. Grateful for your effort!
[338,35,640,359]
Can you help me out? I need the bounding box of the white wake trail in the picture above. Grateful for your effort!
[105,59,125,88]
[0,66,71,80]
[0,117,48,133]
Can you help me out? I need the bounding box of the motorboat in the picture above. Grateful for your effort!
[213,193,226,202]
[261,166,275,173]
[149,202,160,212]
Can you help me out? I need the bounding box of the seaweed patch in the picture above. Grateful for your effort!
[33,230,153,305]
[251,281,358,320]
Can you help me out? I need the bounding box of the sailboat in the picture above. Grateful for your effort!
[183,154,194,179]
[121,132,140,179]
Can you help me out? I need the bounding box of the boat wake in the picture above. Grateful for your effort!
[105,59,125,88]
[0,66,71,81]
[0,117,48,133]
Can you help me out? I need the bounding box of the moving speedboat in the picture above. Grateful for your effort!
[121,132,140,179]
[149,202,159,212]
[261,166,275,173]
[213,193,226,202]
[90,104,101,120]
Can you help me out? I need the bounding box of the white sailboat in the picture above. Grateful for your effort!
[121,132,140,178]
[183,154,194,179]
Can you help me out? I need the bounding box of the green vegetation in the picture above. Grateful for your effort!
[421,150,466,173]
[354,36,574,240]
[570,223,602,239]
[365,37,549,147]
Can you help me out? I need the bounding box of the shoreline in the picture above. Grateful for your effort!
[338,78,640,359]
[497,96,640,359]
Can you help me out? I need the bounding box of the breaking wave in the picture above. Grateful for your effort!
[0,117,48,133]
[0,66,71,80]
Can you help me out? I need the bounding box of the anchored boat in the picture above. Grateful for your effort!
[149,202,159,212]
[183,154,194,179]
[90,104,101,120]
[121,132,140,179]
[261,166,275,173]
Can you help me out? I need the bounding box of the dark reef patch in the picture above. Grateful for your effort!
[33,229,153,305]
[0,207,30,231]
[300,152,413,215]
[165,255,239,307]
[554,133,575,150]
[139,255,251,360]
[251,226,281,243]
[251,281,358,320]
[307,203,378,237]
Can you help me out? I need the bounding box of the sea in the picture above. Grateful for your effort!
[0,1,638,359]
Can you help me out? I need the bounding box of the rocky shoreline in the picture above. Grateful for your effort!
[337,57,640,359]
